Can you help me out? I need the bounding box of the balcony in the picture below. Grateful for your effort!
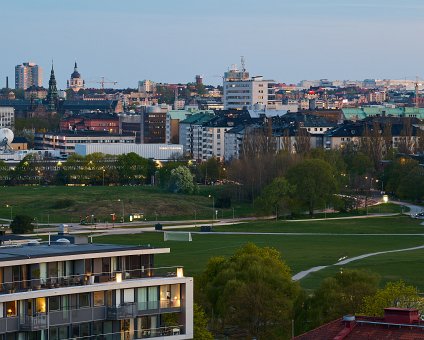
[19,314,48,331]
[107,302,137,320]
[107,299,182,321]
[0,266,184,295]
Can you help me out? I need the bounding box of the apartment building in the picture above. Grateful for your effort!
[223,66,279,110]
[0,107,14,129]
[34,132,136,155]
[15,63,42,90]
[0,232,193,339]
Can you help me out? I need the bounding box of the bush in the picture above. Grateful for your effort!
[10,215,34,234]
[51,199,75,209]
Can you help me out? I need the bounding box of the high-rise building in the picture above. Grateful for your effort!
[223,64,279,110]
[0,231,193,339]
[15,62,43,90]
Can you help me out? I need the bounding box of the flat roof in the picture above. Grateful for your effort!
[0,242,169,265]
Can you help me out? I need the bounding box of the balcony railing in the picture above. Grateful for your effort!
[0,266,184,295]
[19,314,48,331]
[60,326,184,340]
[106,299,182,320]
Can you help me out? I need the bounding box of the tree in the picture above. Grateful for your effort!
[10,215,34,234]
[198,243,299,339]
[396,166,424,202]
[168,166,195,194]
[198,157,220,184]
[300,270,379,332]
[116,152,150,185]
[287,159,338,216]
[256,176,295,217]
[193,303,213,340]
[362,281,424,317]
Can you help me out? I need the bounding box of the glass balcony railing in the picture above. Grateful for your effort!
[0,266,184,295]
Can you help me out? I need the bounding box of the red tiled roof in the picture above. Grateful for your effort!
[295,316,424,340]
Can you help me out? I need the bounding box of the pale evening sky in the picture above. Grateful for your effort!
[1,0,423,88]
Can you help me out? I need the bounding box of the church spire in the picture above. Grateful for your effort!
[46,60,58,112]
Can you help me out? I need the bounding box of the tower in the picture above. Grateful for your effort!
[68,61,85,92]
[46,62,58,112]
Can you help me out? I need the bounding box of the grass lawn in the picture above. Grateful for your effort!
[0,186,253,223]
[94,229,424,290]
[178,215,424,234]
[300,248,424,290]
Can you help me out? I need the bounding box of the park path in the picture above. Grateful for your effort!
[292,244,424,281]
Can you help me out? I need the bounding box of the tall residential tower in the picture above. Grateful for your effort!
[15,62,43,90]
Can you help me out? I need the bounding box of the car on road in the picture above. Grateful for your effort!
[412,212,424,219]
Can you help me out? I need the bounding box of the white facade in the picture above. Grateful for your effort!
[224,128,244,161]
[223,66,278,110]
[0,107,14,129]
[75,143,183,160]
[0,238,193,339]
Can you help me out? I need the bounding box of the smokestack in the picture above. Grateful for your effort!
[6,76,8,89]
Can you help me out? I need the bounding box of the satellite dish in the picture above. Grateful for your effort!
[0,128,14,149]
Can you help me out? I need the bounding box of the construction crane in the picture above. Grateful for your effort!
[87,77,118,90]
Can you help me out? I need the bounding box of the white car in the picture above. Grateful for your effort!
[413,212,424,219]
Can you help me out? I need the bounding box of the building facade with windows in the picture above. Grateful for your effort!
[15,63,43,90]
[0,234,193,339]
[34,132,136,155]
[0,107,14,129]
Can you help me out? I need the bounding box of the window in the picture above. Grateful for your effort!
[6,301,16,317]
[79,293,90,308]
[49,296,60,311]
[36,297,46,313]
[94,291,105,306]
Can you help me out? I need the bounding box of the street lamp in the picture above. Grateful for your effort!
[5,205,12,221]
[208,195,215,220]
[117,199,125,222]
[102,168,105,186]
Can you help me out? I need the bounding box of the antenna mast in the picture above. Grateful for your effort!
[241,56,246,73]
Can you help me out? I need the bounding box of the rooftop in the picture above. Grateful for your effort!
[0,241,167,264]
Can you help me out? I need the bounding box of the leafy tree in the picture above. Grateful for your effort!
[168,166,195,194]
[384,158,418,195]
[193,303,213,340]
[299,270,379,333]
[362,281,424,316]
[396,166,424,202]
[287,159,338,216]
[0,160,8,185]
[256,176,295,217]
[116,152,150,185]
[10,215,34,234]
[198,157,221,184]
[198,243,300,339]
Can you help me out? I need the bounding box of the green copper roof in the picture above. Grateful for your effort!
[342,107,424,120]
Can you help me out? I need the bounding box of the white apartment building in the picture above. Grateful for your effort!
[0,107,14,129]
[223,66,279,110]
[0,231,193,339]
[15,62,42,90]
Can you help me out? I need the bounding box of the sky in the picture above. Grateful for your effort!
[1,0,424,89]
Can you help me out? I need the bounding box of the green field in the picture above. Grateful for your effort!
[0,186,252,223]
[200,215,424,234]
[94,215,424,290]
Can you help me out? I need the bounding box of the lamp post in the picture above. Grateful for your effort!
[208,195,215,221]
[118,199,125,223]
[6,205,12,221]
[102,168,105,186]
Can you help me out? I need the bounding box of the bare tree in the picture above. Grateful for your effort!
[397,118,414,154]
[294,125,311,154]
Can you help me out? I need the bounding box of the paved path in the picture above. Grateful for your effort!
[292,244,424,281]
[391,201,423,216]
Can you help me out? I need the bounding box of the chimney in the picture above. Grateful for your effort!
[384,308,419,324]
[333,315,356,340]
[6,76,9,89]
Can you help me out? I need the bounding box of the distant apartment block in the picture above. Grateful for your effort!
[15,62,42,90]
[0,107,14,129]
[223,65,279,110]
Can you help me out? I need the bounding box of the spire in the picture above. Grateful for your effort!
[46,61,58,112]
[74,61,78,71]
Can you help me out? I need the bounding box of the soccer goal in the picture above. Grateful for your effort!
[164,231,192,242]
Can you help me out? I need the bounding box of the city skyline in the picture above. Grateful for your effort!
[1,0,424,88]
